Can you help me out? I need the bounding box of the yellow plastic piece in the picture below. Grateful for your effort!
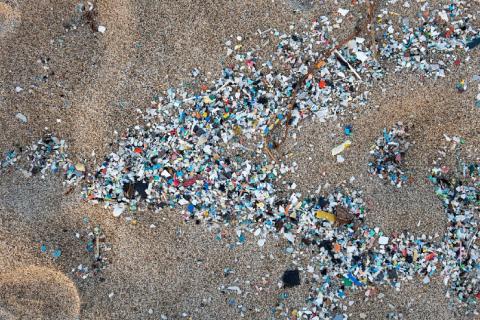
[233,125,242,136]
[331,140,352,156]
[315,211,336,223]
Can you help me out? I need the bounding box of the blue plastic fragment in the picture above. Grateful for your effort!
[344,125,352,136]
[347,273,364,286]
[238,233,246,243]
[52,249,62,258]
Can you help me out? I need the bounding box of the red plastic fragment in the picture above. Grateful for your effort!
[173,178,180,187]
[426,252,436,261]
[183,175,201,187]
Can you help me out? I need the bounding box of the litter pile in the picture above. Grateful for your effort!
[82,0,477,218]
[79,2,479,318]
[81,48,374,219]
[295,225,443,319]
[368,123,412,188]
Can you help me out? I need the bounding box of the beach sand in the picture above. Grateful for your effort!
[1,0,479,319]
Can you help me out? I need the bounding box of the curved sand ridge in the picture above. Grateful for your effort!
[0,1,20,39]
[0,266,81,319]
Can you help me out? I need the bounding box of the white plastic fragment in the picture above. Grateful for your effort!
[257,238,266,247]
[112,204,124,217]
[161,170,171,177]
[332,140,351,156]
[284,233,295,243]
[227,286,242,294]
[15,112,27,123]
[337,8,349,16]
[355,51,369,63]
[378,236,389,245]
[438,11,448,22]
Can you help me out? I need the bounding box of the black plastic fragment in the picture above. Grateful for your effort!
[467,37,480,49]
[282,269,301,288]
[134,181,148,199]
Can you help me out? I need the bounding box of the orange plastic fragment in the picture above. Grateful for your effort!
[315,60,326,69]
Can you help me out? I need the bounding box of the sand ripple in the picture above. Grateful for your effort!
[0,266,81,319]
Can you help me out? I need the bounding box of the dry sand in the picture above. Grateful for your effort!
[1,0,479,319]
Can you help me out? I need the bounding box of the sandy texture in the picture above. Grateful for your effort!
[1,0,479,319]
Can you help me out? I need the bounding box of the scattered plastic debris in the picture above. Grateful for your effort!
[368,123,412,187]
[475,77,480,108]
[38,243,62,260]
[1,1,479,319]
[52,249,62,258]
[64,1,98,32]
[0,133,84,185]
[337,8,349,17]
[344,125,352,136]
[76,3,477,317]
[315,210,336,224]
[72,220,110,280]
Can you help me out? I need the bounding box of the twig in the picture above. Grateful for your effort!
[333,49,362,80]
[94,227,100,260]
[263,137,276,161]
